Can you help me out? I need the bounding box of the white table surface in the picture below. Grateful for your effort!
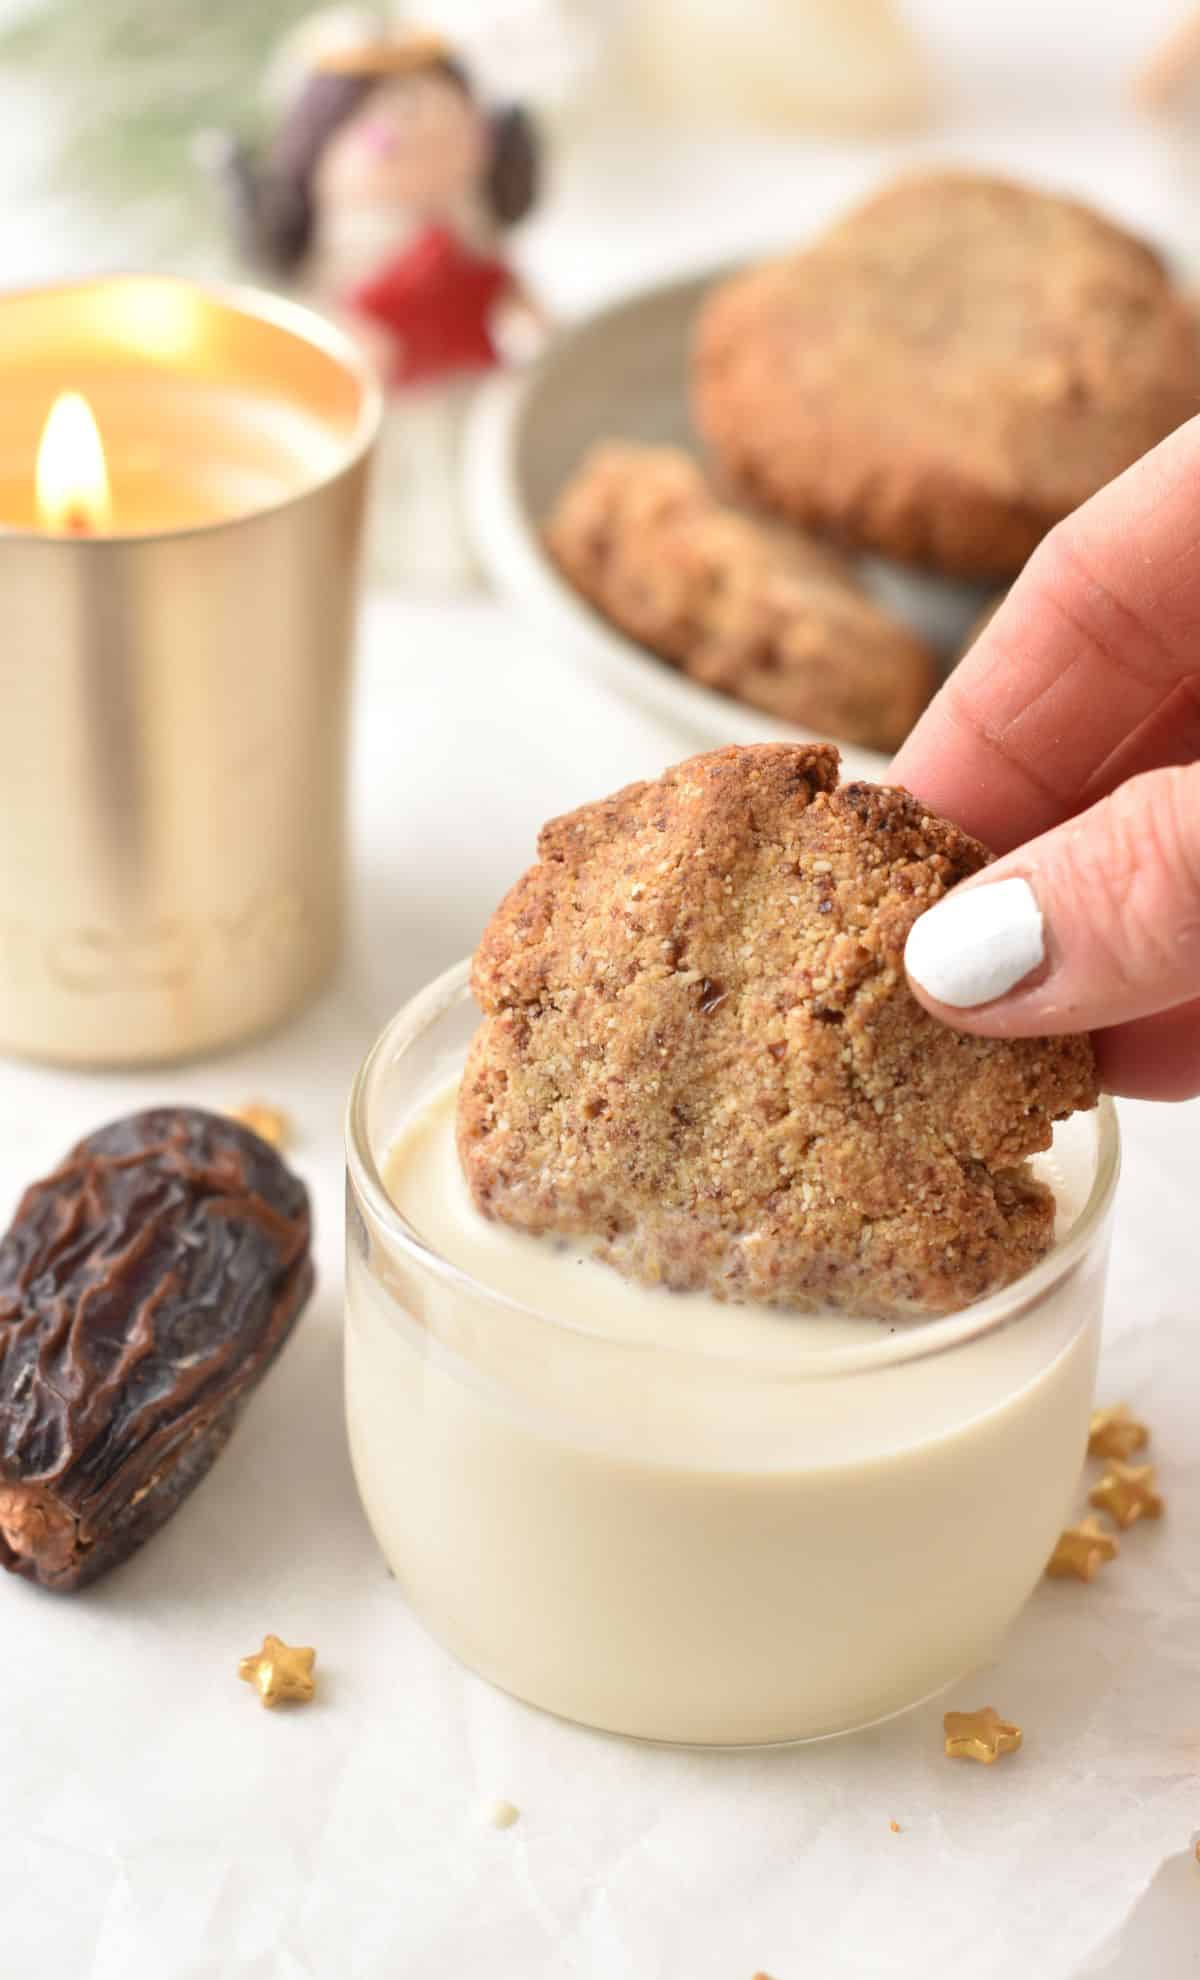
[2,6,1200,1973]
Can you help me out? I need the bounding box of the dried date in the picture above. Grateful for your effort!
[0,1107,313,1591]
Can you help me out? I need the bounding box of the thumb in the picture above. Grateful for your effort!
[904,764,1200,1036]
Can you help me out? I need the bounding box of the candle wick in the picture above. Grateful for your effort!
[64,509,94,536]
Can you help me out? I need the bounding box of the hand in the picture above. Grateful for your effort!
[892,415,1200,1100]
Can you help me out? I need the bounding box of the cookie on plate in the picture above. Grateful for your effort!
[545,443,936,752]
[693,171,1200,578]
[458,744,1098,1319]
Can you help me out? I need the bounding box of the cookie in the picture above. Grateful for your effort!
[545,443,935,752]
[458,744,1098,1320]
[693,171,1200,578]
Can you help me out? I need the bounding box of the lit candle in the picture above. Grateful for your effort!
[0,276,376,540]
[0,275,380,1067]
[35,392,113,535]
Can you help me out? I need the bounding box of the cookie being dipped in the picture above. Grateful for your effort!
[545,443,936,752]
[693,170,1200,578]
[458,744,1097,1320]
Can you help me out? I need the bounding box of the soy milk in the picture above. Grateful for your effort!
[346,1070,1115,1745]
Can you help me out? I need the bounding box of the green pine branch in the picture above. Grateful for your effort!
[0,0,319,251]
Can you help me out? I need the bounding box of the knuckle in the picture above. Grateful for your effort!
[1031,518,1108,620]
[1030,519,1169,684]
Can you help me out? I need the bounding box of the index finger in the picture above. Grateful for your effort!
[890,413,1200,852]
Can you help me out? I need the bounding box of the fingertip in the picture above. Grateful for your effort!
[902,967,1029,1038]
[903,969,978,1032]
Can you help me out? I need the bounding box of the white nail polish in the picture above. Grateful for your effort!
[904,877,1045,1009]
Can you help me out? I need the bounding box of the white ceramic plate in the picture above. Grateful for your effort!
[464,267,993,782]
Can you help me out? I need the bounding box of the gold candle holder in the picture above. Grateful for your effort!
[0,276,380,1066]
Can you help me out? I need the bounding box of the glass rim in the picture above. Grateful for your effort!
[345,959,1121,1380]
[0,272,382,545]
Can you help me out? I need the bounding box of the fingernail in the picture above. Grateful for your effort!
[904,876,1045,1009]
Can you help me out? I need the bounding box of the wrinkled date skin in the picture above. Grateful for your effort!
[0,1108,314,1592]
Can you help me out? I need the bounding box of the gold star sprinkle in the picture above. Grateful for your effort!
[1089,1461,1164,1530]
[238,1634,316,1708]
[1088,1403,1149,1462]
[1045,1515,1120,1581]
[228,1102,291,1151]
[943,1707,1022,1764]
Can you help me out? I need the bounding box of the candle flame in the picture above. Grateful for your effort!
[36,392,112,534]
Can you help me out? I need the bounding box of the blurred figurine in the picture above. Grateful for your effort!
[220,21,545,587]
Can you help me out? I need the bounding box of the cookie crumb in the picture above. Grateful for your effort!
[485,1798,520,1830]
[890,1819,902,1833]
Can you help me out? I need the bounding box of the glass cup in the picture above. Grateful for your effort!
[345,961,1120,1747]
